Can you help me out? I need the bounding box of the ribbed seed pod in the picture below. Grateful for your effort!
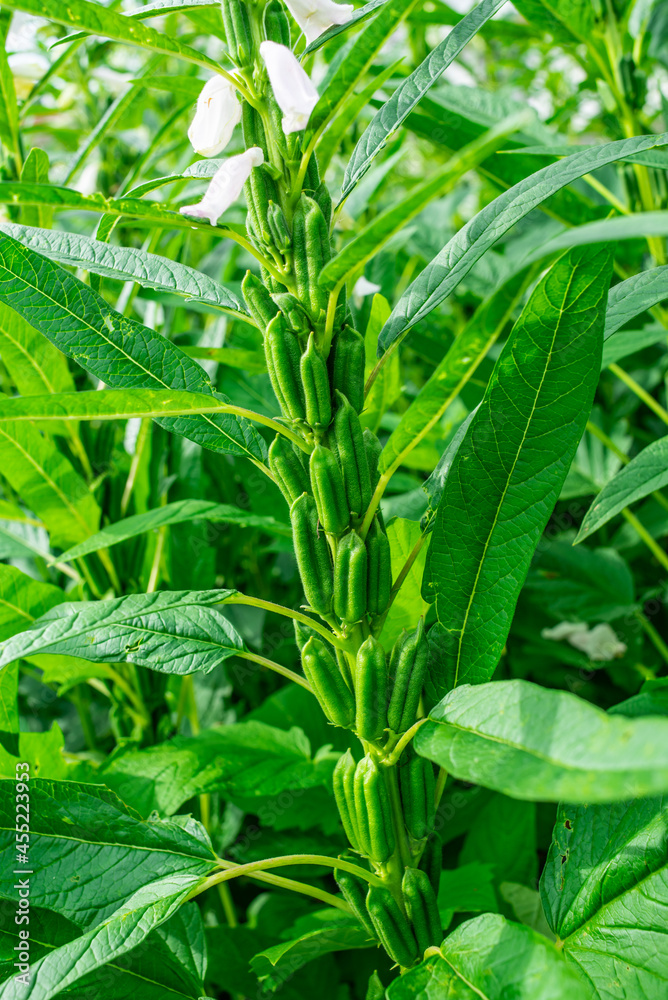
[353,756,394,863]
[365,886,419,969]
[333,391,372,517]
[364,429,383,487]
[330,326,365,414]
[313,181,332,228]
[334,530,367,623]
[221,0,252,66]
[263,0,291,45]
[265,314,305,420]
[242,271,278,331]
[366,518,392,617]
[387,619,428,734]
[401,868,442,954]
[290,493,333,613]
[334,748,362,849]
[309,446,349,534]
[241,101,269,158]
[271,292,311,337]
[292,194,331,319]
[302,637,355,729]
[267,200,291,253]
[301,334,332,429]
[268,435,309,504]
[399,747,435,841]
[355,635,387,743]
[419,832,443,896]
[335,868,376,936]
[248,167,279,246]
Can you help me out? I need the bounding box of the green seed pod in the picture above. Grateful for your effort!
[399,747,435,842]
[355,635,387,742]
[330,326,365,414]
[248,167,279,247]
[335,868,376,937]
[365,885,419,969]
[387,619,428,734]
[241,101,269,159]
[366,518,392,617]
[401,868,442,954]
[364,429,383,487]
[314,180,332,228]
[419,832,443,896]
[304,153,321,193]
[301,334,332,429]
[354,756,394,863]
[302,636,355,729]
[265,313,305,421]
[292,194,331,320]
[271,292,311,337]
[267,200,291,253]
[290,493,333,614]
[309,446,349,535]
[221,0,252,66]
[334,530,368,623]
[263,0,291,46]
[333,391,372,516]
[268,435,309,504]
[333,748,362,849]
[242,271,278,331]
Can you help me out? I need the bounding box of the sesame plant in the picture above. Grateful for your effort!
[1,0,668,997]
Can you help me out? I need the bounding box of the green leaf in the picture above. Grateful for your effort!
[0,388,263,422]
[523,211,668,265]
[0,11,19,161]
[415,678,668,803]
[0,661,17,735]
[0,233,266,462]
[0,224,248,318]
[577,436,668,541]
[604,264,668,338]
[512,0,596,44]
[0,722,82,780]
[341,0,508,199]
[378,132,668,355]
[0,563,64,641]
[525,542,636,621]
[250,910,371,986]
[601,324,667,368]
[0,0,222,73]
[426,248,610,688]
[0,301,73,397]
[437,862,499,929]
[460,794,537,889]
[321,115,529,291]
[302,0,389,55]
[0,421,100,548]
[379,518,430,650]
[19,149,53,230]
[0,590,243,675]
[386,913,589,1000]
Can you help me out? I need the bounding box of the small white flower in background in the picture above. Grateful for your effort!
[542,621,627,662]
[180,147,264,226]
[283,0,354,43]
[260,41,319,134]
[352,276,381,307]
[188,75,242,157]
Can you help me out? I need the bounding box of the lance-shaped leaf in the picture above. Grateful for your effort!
[378,132,668,355]
[576,437,668,541]
[415,679,668,803]
[0,223,248,318]
[0,563,64,641]
[522,211,668,266]
[0,590,243,675]
[302,0,389,55]
[604,263,668,339]
[341,0,508,199]
[0,233,266,462]
[512,0,595,44]
[426,248,610,689]
[386,913,589,1000]
[0,388,259,423]
[0,12,19,162]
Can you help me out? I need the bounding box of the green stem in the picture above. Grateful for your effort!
[383,718,428,767]
[235,650,313,691]
[222,594,348,649]
[608,363,668,426]
[634,609,668,668]
[622,508,668,573]
[189,854,384,901]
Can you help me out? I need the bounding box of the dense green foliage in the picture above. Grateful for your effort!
[0,0,668,997]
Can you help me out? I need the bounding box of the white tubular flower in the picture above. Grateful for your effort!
[180,147,264,226]
[283,0,354,43]
[541,621,627,661]
[188,75,242,157]
[353,276,382,306]
[260,41,319,134]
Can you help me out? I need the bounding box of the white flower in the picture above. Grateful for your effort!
[260,41,319,134]
[353,276,381,306]
[180,147,264,226]
[187,75,242,157]
[542,621,627,662]
[283,0,354,43]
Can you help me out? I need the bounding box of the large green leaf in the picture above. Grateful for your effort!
[426,248,610,689]
[0,302,73,397]
[341,0,508,199]
[0,233,266,462]
[604,264,668,338]
[523,212,668,264]
[386,913,589,999]
[525,542,636,622]
[0,563,64,641]
[0,224,248,318]
[0,590,243,675]
[0,388,261,422]
[512,0,596,43]
[576,437,668,541]
[378,132,668,355]
[415,679,668,803]
[250,910,371,986]
[57,498,290,563]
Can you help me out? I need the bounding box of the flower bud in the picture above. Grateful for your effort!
[259,41,319,134]
[180,147,264,226]
[282,0,354,44]
[187,75,242,157]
